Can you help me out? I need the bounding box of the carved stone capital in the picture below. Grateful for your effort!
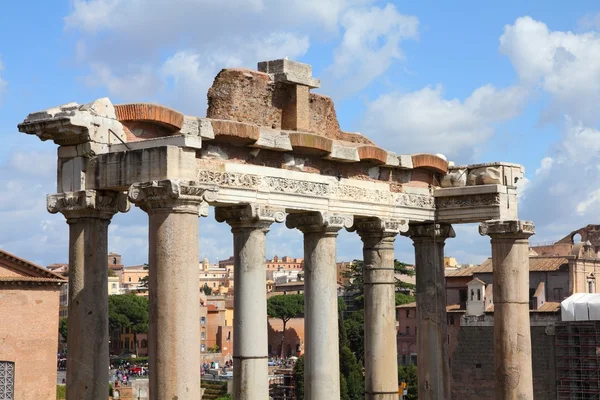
[47,190,129,220]
[350,217,408,235]
[479,219,535,238]
[402,223,456,241]
[286,212,353,234]
[215,204,286,229]
[128,179,218,214]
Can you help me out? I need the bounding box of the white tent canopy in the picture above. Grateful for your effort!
[561,293,600,321]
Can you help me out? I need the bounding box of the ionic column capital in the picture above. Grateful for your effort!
[128,179,218,214]
[215,204,286,230]
[402,222,456,242]
[286,211,353,234]
[479,219,535,239]
[47,190,129,220]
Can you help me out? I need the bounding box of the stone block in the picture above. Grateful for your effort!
[253,128,293,151]
[465,162,524,186]
[325,142,360,162]
[441,167,467,188]
[258,59,320,88]
[397,154,414,169]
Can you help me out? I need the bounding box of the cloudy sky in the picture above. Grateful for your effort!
[2,0,600,267]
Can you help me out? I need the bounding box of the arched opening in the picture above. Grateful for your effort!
[573,233,583,243]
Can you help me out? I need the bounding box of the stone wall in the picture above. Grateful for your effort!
[450,326,556,400]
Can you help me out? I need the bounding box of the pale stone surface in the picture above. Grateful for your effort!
[18,98,126,146]
[254,127,293,151]
[466,162,524,187]
[479,220,535,400]
[201,144,229,160]
[397,154,414,169]
[353,218,403,400]
[287,212,352,400]
[326,142,360,162]
[404,223,455,400]
[440,167,467,188]
[47,190,127,400]
[258,59,321,88]
[129,181,205,400]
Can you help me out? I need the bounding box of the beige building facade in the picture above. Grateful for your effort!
[0,249,66,400]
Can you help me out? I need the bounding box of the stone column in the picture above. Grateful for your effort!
[47,190,129,400]
[287,212,353,400]
[129,180,217,400]
[353,218,407,400]
[403,223,455,400]
[479,220,535,400]
[215,204,286,400]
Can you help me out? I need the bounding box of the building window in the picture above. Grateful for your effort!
[406,326,410,335]
[0,361,14,400]
[128,277,132,282]
[589,280,595,293]
[227,331,231,341]
[213,283,216,288]
[201,317,206,324]
[406,310,410,318]
[471,289,474,301]
[449,315,455,325]
[201,332,206,340]
[112,283,117,289]
[201,344,206,352]
[477,289,481,301]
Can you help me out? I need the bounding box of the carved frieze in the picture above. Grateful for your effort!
[479,220,535,237]
[436,194,501,209]
[397,193,436,209]
[47,190,130,220]
[350,217,409,234]
[128,179,218,214]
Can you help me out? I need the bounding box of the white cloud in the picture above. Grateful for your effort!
[360,83,528,161]
[500,16,600,125]
[65,0,415,111]
[0,57,6,106]
[327,3,418,95]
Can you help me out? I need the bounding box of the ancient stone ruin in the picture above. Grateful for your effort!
[19,59,534,400]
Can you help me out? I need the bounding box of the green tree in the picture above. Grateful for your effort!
[139,264,149,288]
[398,364,418,400]
[108,294,149,356]
[293,355,305,400]
[201,283,212,295]
[59,317,68,342]
[267,294,304,357]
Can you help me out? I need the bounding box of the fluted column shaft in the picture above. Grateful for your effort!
[354,218,406,400]
[129,180,215,400]
[48,190,129,400]
[480,220,535,400]
[216,204,285,400]
[287,213,352,400]
[404,223,454,400]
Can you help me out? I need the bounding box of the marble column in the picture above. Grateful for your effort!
[479,220,535,400]
[403,223,455,400]
[287,212,353,400]
[48,190,129,400]
[353,218,407,400]
[129,180,216,400]
[215,204,286,400]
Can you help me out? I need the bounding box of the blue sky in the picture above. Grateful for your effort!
[2,0,600,267]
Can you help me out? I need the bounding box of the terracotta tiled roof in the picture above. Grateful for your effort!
[207,304,218,312]
[396,302,461,312]
[0,276,65,285]
[0,248,67,281]
[446,256,569,277]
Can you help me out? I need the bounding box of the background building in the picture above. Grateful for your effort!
[0,249,66,400]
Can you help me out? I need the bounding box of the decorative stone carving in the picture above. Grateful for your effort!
[47,190,130,220]
[18,98,126,146]
[436,193,501,209]
[128,179,218,214]
[397,193,436,209]
[479,219,535,237]
[402,223,456,240]
[468,166,504,185]
[215,204,286,228]
[286,212,353,233]
[350,217,409,235]
[440,168,467,188]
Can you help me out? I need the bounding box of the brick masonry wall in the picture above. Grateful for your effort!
[451,326,556,400]
[0,285,60,400]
